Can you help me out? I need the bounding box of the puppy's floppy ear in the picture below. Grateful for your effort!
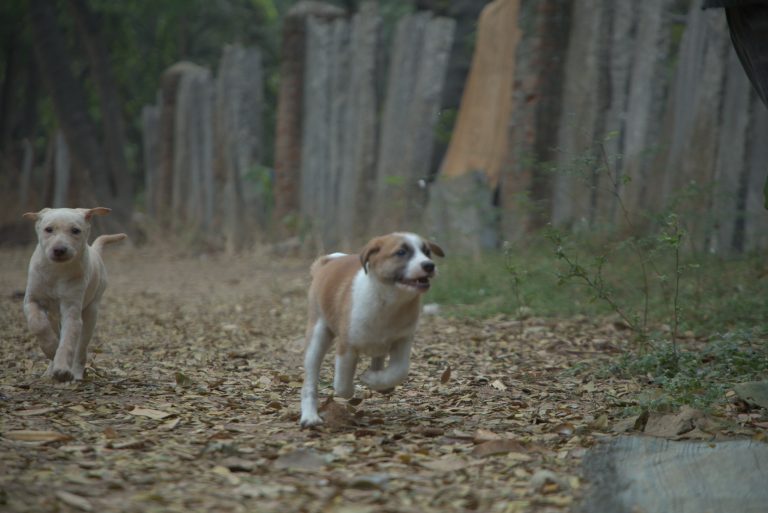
[359,237,383,274]
[79,207,112,221]
[22,208,50,221]
[427,240,445,258]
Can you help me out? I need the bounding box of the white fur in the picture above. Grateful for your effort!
[348,269,417,357]
[23,208,125,382]
[399,233,434,282]
[300,233,440,428]
[300,318,332,426]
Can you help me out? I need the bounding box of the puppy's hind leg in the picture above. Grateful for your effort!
[334,345,358,399]
[72,302,98,381]
[300,319,333,428]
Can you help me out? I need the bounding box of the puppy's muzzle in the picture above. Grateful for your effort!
[397,260,436,291]
[51,246,71,262]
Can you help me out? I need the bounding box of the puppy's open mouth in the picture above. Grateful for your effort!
[50,253,71,262]
[397,276,431,291]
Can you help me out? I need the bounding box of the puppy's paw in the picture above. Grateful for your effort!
[52,368,74,382]
[333,384,355,399]
[360,369,389,391]
[299,412,324,428]
[71,362,86,381]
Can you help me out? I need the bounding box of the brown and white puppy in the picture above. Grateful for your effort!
[300,232,445,427]
[23,207,126,382]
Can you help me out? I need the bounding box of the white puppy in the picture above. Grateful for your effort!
[300,232,445,427]
[23,207,126,382]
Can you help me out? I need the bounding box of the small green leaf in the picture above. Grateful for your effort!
[763,175,768,210]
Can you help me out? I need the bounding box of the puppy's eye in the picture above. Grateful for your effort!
[423,246,431,257]
[71,227,81,235]
[395,248,408,257]
[44,227,53,233]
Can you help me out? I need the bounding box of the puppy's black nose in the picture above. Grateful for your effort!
[422,261,435,273]
[53,247,67,257]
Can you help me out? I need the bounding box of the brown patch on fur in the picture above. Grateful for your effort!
[427,241,445,258]
[365,234,411,284]
[307,254,360,353]
[307,233,441,357]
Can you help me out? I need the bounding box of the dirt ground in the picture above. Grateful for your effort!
[0,244,693,512]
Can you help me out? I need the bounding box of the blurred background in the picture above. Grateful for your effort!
[0,0,765,255]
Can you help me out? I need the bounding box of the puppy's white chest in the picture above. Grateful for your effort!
[346,273,416,357]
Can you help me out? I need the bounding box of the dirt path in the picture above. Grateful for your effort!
[1,245,634,513]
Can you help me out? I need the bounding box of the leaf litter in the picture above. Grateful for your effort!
[0,246,765,512]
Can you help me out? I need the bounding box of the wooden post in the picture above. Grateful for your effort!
[274,3,345,238]
[215,44,265,253]
[371,12,455,234]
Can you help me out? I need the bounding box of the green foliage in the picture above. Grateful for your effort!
[428,238,768,336]
[611,330,768,411]
[429,243,601,319]
[434,108,458,146]
[764,175,768,210]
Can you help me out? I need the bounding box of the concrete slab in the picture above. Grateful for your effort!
[578,436,768,513]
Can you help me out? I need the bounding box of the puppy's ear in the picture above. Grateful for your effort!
[81,207,112,221]
[427,240,445,258]
[359,237,382,274]
[22,208,50,221]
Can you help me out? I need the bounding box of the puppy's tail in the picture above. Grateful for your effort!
[92,233,127,254]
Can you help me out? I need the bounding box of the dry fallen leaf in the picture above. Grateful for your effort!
[129,407,173,420]
[4,430,73,443]
[55,491,92,511]
[421,457,470,473]
[318,397,354,428]
[552,422,575,438]
[490,379,507,391]
[159,417,181,431]
[473,429,502,443]
[13,407,61,416]
[274,449,326,471]
[471,439,527,458]
[440,365,452,384]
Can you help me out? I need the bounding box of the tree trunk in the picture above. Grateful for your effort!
[141,103,160,217]
[27,0,111,207]
[0,29,20,153]
[500,0,573,240]
[215,45,265,253]
[337,1,381,248]
[66,0,132,220]
[371,12,455,234]
[53,131,70,208]
[273,3,345,238]
[429,0,521,254]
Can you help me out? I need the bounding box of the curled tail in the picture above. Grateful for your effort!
[92,233,127,254]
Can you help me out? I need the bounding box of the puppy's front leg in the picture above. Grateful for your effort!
[334,345,358,399]
[360,337,413,391]
[23,300,59,359]
[52,303,83,382]
[300,319,332,428]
